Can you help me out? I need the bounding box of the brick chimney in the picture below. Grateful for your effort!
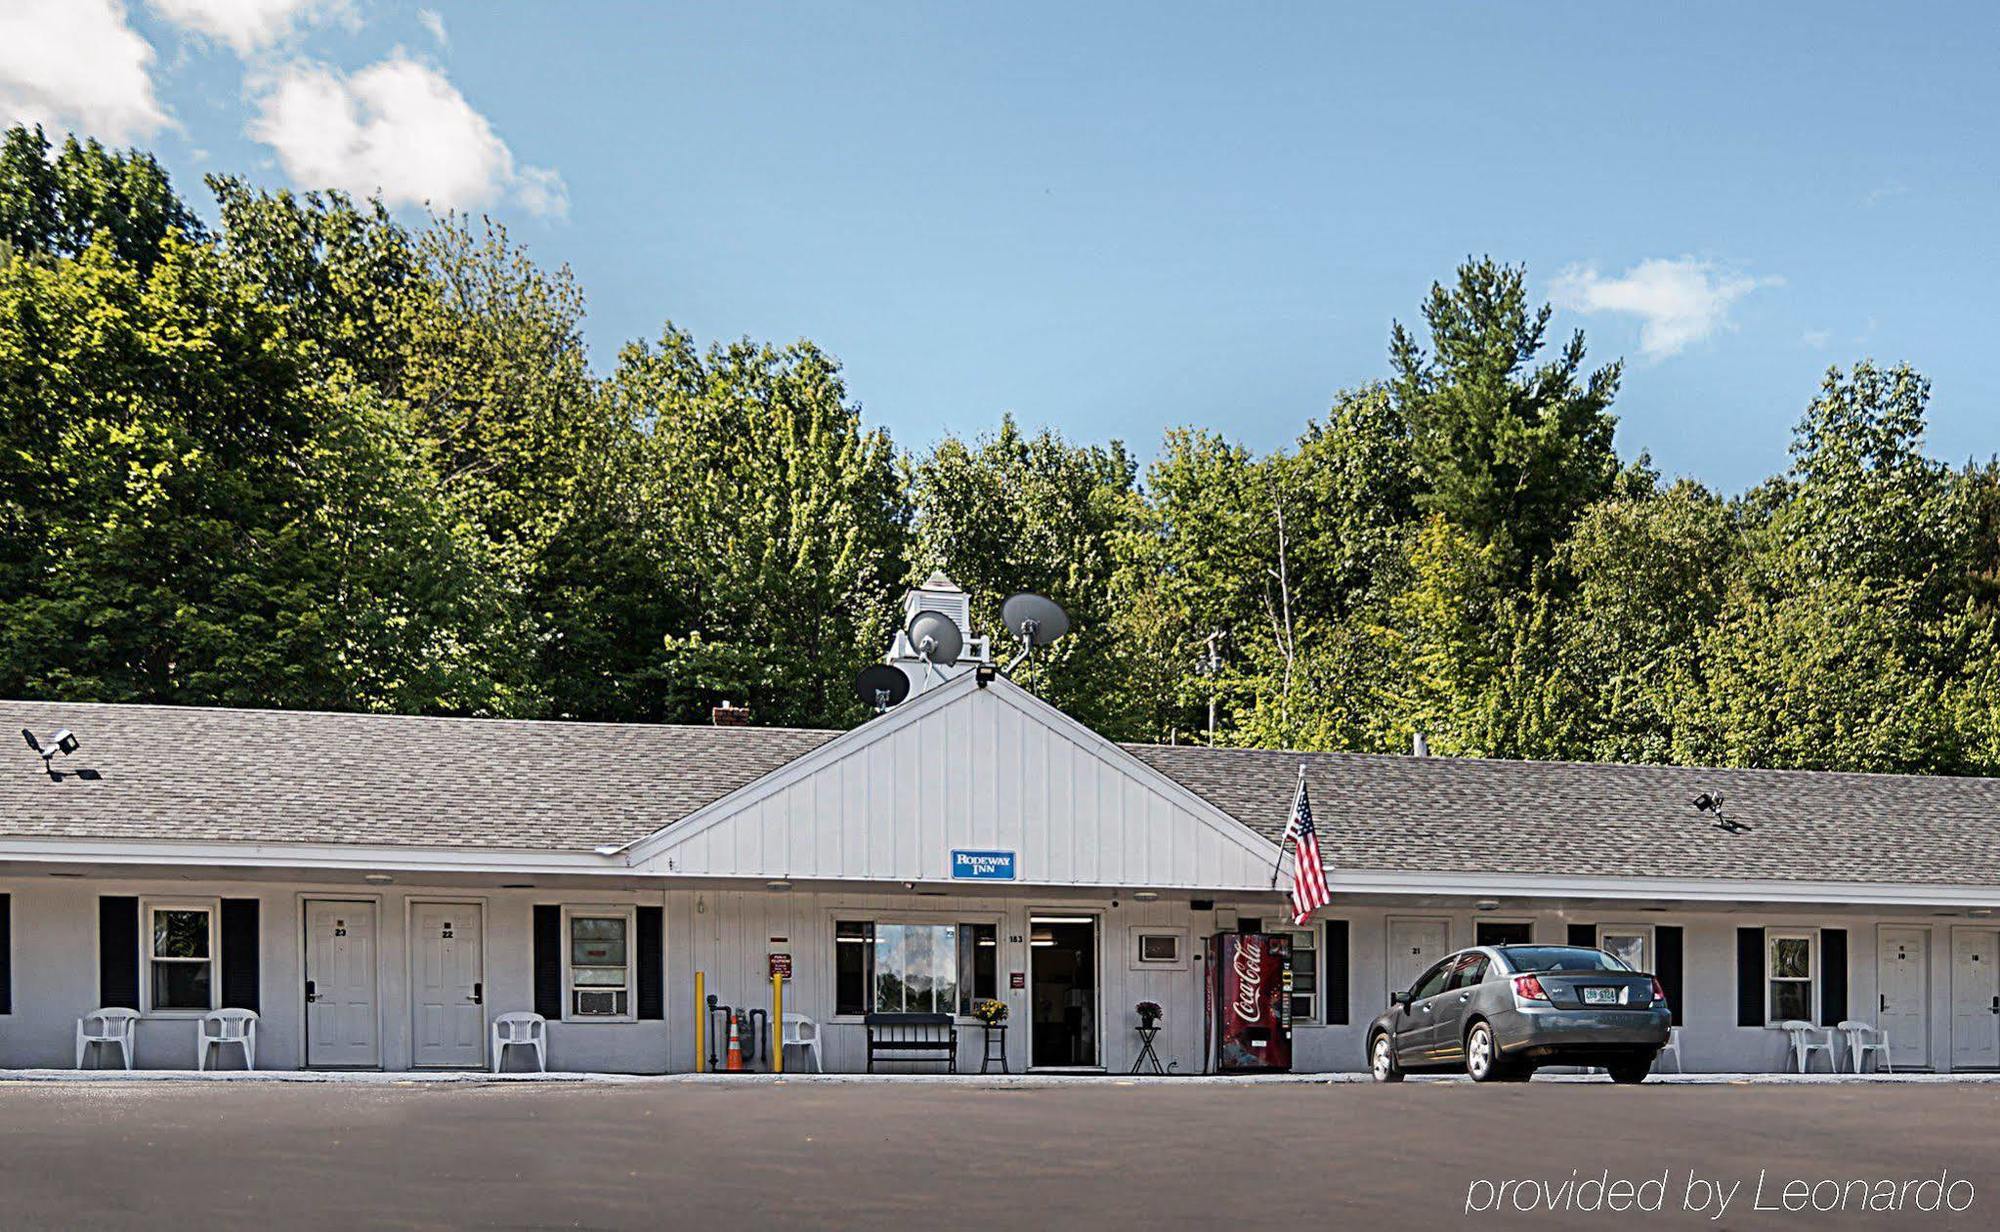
[711,700,750,727]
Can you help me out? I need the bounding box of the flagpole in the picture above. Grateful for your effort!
[1268,763,1305,889]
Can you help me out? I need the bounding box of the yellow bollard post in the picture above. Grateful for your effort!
[772,970,784,1074]
[694,970,706,1073]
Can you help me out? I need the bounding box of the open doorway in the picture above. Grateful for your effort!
[1030,915,1098,1068]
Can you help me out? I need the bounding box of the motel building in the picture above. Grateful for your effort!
[4,576,2000,1078]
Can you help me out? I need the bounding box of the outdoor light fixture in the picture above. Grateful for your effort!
[767,878,793,890]
[364,873,393,884]
[974,663,997,688]
[1971,908,1995,919]
[1474,899,1500,912]
[22,727,79,766]
[1133,890,1160,902]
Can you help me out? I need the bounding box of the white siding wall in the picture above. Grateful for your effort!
[0,875,1981,1076]
[639,681,1277,891]
[0,877,667,1072]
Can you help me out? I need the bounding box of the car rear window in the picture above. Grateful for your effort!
[1500,946,1631,974]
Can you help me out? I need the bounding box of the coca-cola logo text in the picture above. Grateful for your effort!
[1232,939,1263,1022]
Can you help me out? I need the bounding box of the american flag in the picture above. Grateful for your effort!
[1284,770,1331,925]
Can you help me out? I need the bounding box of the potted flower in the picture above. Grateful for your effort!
[974,999,1009,1027]
[1136,1000,1163,1028]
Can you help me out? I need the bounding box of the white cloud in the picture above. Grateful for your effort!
[248,55,567,217]
[417,8,447,46]
[1551,257,1777,360]
[0,0,169,142]
[147,0,349,55]
[1801,328,1831,350]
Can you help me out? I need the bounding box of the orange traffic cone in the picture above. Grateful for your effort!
[725,1012,745,1071]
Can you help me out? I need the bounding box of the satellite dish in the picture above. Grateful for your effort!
[1000,593,1070,647]
[854,664,910,712]
[907,610,964,667]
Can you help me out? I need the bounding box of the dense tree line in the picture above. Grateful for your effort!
[4,125,1998,773]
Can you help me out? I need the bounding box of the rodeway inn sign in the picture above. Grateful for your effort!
[951,849,1016,880]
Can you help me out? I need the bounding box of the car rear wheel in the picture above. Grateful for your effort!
[1465,1021,1506,1082]
[1608,1058,1652,1084]
[1370,1032,1403,1082]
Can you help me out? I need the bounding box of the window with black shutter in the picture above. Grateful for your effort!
[99,896,140,1010]
[1323,919,1350,1026]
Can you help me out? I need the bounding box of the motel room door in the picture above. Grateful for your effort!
[1030,916,1099,1069]
[1386,917,1450,1001]
[1951,928,2000,1070]
[304,899,380,1067]
[412,901,486,1068]
[1877,926,1930,1069]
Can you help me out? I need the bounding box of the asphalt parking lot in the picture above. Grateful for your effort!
[2,1078,1997,1229]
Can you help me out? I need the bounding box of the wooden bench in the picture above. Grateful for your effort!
[863,1012,958,1073]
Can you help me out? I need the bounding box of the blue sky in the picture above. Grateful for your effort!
[7,2,1997,492]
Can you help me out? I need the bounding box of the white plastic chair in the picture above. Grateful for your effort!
[781,1013,823,1073]
[197,1009,259,1071]
[75,1007,140,1070]
[1652,1025,1683,1074]
[1838,1020,1893,1074]
[1779,1019,1835,1073]
[491,1012,547,1073]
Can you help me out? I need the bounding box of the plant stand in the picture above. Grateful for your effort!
[1131,1023,1165,1075]
[980,1023,1008,1074]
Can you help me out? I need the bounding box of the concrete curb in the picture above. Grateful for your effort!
[1,1068,1994,1087]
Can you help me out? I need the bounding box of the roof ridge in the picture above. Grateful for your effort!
[1119,740,2000,788]
[0,698,843,737]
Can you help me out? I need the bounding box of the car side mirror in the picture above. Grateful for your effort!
[1390,992,1412,1010]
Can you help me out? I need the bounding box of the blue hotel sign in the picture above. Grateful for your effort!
[951,849,1017,881]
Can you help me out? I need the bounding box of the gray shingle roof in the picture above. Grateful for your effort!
[9,697,2000,887]
[1123,744,2000,887]
[0,701,837,852]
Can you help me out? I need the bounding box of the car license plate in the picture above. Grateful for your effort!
[1582,986,1619,1006]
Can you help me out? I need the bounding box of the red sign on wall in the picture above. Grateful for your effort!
[1009,971,1026,990]
[769,953,792,980]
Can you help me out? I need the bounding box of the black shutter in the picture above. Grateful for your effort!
[636,905,664,1020]
[1567,923,1595,948]
[0,893,10,1014]
[533,905,563,1019]
[1656,925,1683,1026]
[99,896,140,1010]
[1821,928,1848,1027]
[1737,926,1765,1027]
[219,898,260,1012]
[1323,919,1349,1026]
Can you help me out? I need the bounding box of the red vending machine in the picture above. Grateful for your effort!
[1204,932,1293,1073]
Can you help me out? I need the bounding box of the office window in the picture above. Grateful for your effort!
[834,920,997,1015]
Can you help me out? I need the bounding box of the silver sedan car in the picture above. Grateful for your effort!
[1367,944,1672,1083]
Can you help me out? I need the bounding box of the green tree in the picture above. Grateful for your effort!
[605,329,909,727]
[0,126,197,272]
[909,418,1143,736]
[1390,257,1621,575]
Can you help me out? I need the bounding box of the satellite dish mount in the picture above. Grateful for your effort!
[906,610,964,685]
[854,664,911,715]
[999,592,1071,674]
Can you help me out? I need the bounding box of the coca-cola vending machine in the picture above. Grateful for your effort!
[1204,932,1292,1072]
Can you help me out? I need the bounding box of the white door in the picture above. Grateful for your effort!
[305,900,379,1067]
[1951,929,2000,1070]
[1386,917,1450,1000]
[1877,926,1929,1069]
[412,902,485,1067]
